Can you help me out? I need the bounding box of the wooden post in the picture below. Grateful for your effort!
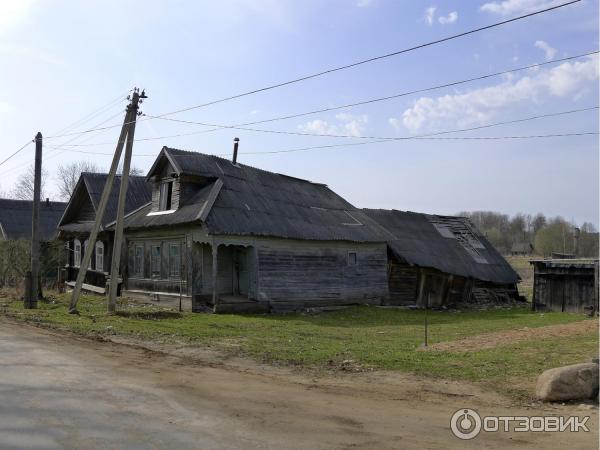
[594,260,599,314]
[416,268,426,308]
[69,102,133,313]
[212,243,218,308]
[531,263,537,311]
[107,89,144,313]
[26,132,42,309]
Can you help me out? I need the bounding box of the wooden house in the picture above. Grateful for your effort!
[56,173,152,293]
[362,209,520,307]
[57,148,520,313]
[0,198,66,241]
[530,259,599,313]
[0,198,67,287]
[114,147,390,313]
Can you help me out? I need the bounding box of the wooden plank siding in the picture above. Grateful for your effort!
[532,263,596,313]
[254,240,388,312]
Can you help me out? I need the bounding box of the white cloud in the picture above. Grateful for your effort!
[535,40,557,61]
[425,6,436,25]
[480,0,564,16]
[356,0,374,7]
[393,55,599,132]
[438,11,458,24]
[299,113,368,137]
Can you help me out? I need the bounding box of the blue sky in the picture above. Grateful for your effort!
[0,0,598,225]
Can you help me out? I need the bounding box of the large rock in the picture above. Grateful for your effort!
[536,363,599,402]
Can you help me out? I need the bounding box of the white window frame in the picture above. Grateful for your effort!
[159,181,173,211]
[74,239,81,267]
[84,240,92,269]
[95,241,104,272]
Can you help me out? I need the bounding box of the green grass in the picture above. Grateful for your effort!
[2,292,597,399]
[505,254,537,301]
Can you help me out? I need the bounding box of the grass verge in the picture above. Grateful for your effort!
[2,291,597,400]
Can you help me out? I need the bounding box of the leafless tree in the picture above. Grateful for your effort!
[11,165,48,200]
[129,166,145,176]
[117,163,145,176]
[56,161,100,200]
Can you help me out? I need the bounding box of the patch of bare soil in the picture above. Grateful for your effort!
[2,317,598,450]
[423,319,599,352]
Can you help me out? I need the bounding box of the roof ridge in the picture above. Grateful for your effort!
[164,147,326,186]
[82,172,146,179]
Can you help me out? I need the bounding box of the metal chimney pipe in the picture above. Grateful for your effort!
[232,137,239,165]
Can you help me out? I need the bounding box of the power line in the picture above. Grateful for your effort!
[44,110,126,159]
[49,92,128,137]
[50,105,598,148]
[140,51,597,137]
[46,131,598,159]
[139,106,597,142]
[224,131,598,156]
[41,48,598,144]
[154,0,581,117]
[0,140,34,168]
[0,110,126,177]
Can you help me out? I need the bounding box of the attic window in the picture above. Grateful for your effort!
[159,181,173,211]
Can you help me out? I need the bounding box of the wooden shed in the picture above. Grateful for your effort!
[363,209,521,307]
[530,259,599,313]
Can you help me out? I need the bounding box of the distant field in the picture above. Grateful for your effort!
[505,254,537,301]
[2,291,597,400]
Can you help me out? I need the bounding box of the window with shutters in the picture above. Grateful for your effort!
[169,243,181,278]
[74,239,81,267]
[95,241,104,272]
[151,245,161,277]
[134,244,144,276]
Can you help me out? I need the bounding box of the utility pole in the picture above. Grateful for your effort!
[69,88,146,314]
[25,132,43,309]
[107,89,145,312]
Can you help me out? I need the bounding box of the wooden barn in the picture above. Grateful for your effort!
[362,209,521,307]
[56,173,152,293]
[530,259,599,313]
[114,147,390,313]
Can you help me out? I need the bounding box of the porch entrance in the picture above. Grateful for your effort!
[217,245,250,296]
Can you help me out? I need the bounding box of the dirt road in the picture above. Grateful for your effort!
[0,319,596,449]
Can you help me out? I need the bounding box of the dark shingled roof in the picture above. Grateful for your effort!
[127,147,390,242]
[363,209,520,284]
[58,173,152,233]
[83,173,152,226]
[0,198,67,241]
